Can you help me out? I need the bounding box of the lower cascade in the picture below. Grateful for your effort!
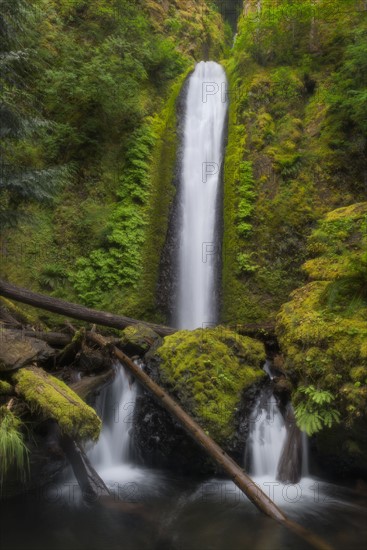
[246,390,287,479]
[89,363,137,468]
[246,365,308,484]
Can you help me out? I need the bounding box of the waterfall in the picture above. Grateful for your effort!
[246,366,309,481]
[176,61,228,330]
[89,363,137,467]
[246,390,287,478]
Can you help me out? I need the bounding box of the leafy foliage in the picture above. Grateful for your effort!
[222,0,366,325]
[277,203,367,453]
[0,0,225,318]
[70,124,157,305]
[295,386,341,435]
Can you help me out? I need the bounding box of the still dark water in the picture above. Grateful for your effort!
[1,466,366,550]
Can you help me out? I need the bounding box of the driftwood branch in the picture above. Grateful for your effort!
[88,332,332,550]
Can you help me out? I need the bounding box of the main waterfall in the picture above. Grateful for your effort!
[176,61,228,330]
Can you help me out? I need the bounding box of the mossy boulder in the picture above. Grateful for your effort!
[156,327,266,444]
[0,380,13,395]
[276,202,367,475]
[0,330,55,372]
[12,367,101,441]
[119,323,161,355]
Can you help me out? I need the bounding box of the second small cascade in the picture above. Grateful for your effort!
[246,364,309,482]
[246,391,287,478]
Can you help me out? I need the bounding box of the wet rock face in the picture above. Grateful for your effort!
[134,391,213,474]
[132,356,211,474]
[156,73,191,323]
[0,329,55,372]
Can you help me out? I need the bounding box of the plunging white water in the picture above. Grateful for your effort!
[247,394,287,478]
[89,363,137,467]
[176,61,228,330]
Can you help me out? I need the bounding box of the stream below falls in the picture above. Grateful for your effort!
[1,363,366,550]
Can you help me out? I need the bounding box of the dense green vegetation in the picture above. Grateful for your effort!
[0,0,225,317]
[222,0,367,324]
[0,407,29,488]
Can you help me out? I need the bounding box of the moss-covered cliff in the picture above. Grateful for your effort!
[222,0,367,325]
[276,202,367,475]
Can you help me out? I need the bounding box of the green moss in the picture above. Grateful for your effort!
[156,328,266,443]
[0,381,13,395]
[221,2,366,326]
[0,297,42,327]
[12,367,101,441]
[304,203,367,281]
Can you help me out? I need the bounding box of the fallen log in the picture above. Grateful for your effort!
[88,332,332,550]
[12,365,101,441]
[18,329,72,348]
[60,435,110,502]
[71,368,115,401]
[0,279,175,337]
[0,279,275,339]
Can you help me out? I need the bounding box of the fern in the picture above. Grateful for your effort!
[295,386,341,436]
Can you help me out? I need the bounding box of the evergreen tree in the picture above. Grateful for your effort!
[0,0,65,228]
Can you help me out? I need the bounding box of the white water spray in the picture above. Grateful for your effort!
[176,61,228,330]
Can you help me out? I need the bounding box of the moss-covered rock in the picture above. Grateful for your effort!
[0,380,13,395]
[156,327,266,443]
[276,202,367,475]
[119,323,162,355]
[12,367,101,441]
